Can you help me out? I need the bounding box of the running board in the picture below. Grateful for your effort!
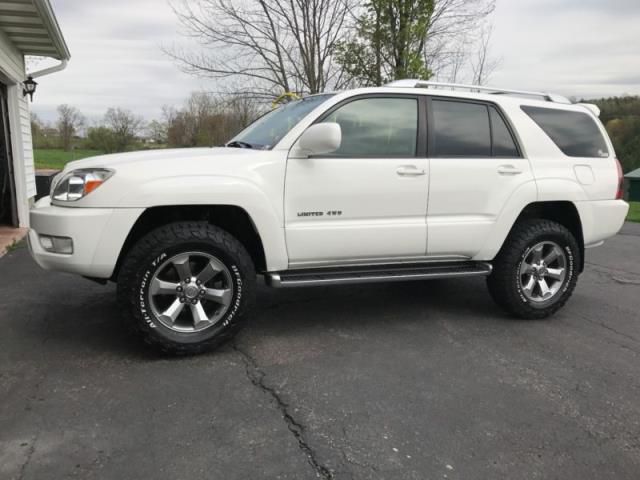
[265,261,493,288]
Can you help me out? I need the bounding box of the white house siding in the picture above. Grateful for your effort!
[18,94,35,198]
[0,28,36,226]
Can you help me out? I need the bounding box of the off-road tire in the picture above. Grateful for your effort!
[487,219,580,319]
[117,222,256,355]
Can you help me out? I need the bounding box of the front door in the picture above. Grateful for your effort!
[426,97,534,258]
[285,95,429,267]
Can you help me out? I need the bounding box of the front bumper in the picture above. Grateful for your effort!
[29,197,144,279]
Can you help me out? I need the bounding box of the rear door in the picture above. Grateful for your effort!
[284,95,429,267]
[426,97,534,258]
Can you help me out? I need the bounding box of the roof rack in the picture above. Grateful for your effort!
[386,79,572,104]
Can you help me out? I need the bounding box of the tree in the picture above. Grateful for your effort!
[86,126,118,154]
[168,0,353,97]
[147,120,168,145]
[56,104,84,151]
[164,92,261,148]
[336,0,435,86]
[337,0,495,86]
[30,112,44,148]
[471,25,500,86]
[104,108,144,152]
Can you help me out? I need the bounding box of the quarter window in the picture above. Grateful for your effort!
[490,107,519,157]
[521,106,609,158]
[323,97,418,157]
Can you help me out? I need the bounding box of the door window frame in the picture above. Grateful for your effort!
[311,93,428,158]
[425,96,523,159]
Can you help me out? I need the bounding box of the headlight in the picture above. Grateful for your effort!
[51,169,114,202]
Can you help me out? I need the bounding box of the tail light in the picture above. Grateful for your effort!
[615,158,624,200]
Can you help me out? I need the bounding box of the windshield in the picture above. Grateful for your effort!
[229,94,334,149]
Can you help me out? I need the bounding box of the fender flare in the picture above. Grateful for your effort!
[117,175,289,271]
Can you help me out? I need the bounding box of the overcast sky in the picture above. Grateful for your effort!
[31,0,640,124]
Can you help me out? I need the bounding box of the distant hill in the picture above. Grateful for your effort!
[588,96,640,173]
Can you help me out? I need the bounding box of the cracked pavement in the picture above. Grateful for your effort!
[1,223,640,479]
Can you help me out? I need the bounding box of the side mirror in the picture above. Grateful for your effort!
[293,123,341,157]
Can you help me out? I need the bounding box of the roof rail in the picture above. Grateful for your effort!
[386,79,572,104]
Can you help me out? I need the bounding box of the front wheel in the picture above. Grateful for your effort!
[117,222,256,355]
[487,219,580,319]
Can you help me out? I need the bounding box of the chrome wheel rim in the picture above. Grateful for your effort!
[149,252,234,333]
[519,241,567,304]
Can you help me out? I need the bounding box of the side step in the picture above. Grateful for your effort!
[265,261,493,288]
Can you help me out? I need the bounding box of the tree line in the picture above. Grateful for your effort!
[30,93,261,153]
[592,96,640,173]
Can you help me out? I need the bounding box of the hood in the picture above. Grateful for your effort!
[53,146,285,208]
[65,147,250,171]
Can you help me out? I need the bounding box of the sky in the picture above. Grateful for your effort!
[30,0,640,124]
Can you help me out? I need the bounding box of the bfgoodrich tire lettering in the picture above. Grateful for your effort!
[117,222,256,355]
[487,219,580,319]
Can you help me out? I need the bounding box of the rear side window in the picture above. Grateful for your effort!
[431,100,520,157]
[521,106,609,158]
[432,100,491,157]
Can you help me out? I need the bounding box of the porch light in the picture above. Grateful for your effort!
[23,76,38,101]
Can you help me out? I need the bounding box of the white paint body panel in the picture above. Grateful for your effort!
[285,156,429,264]
[28,86,629,279]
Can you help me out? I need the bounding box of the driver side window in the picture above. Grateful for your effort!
[322,97,418,157]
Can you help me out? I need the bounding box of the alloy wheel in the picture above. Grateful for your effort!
[148,252,234,332]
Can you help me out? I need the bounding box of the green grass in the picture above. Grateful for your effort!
[34,149,103,170]
[627,202,640,223]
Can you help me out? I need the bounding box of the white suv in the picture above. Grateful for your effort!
[29,80,629,354]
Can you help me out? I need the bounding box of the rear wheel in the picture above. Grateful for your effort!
[117,222,256,355]
[487,219,580,319]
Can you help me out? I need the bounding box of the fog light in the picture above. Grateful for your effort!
[39,235,73,254]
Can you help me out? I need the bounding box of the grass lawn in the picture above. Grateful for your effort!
[628,202,640,223]
[34,149,103,170]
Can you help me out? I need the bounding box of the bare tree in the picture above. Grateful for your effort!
[104,108,144,152]
[56,104,84,151]
[471,25,501,85]
[416,0,495,83]
[167,0,354,97]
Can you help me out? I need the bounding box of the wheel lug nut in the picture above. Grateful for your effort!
[192,299,198,305]
[185,278,191,283]
[177,286,183,292]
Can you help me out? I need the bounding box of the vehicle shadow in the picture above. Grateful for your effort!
[12,274,505,360]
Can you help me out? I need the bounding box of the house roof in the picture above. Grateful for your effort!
[625,168,640,179]
[0,0,70,60]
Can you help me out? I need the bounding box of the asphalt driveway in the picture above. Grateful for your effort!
[1,224,640,480]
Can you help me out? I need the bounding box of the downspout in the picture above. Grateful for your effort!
[28,59,69,79]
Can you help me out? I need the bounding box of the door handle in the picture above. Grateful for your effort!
[497,164,523,175]
[396,165,426,177]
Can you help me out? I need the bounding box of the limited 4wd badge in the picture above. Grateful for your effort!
[297,210,343,217]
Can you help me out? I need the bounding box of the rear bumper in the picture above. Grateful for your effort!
[29,197,143,278]
[576,199,629,247]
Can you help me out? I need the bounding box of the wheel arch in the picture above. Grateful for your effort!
[111,205,269,281]
[505,201,585,272]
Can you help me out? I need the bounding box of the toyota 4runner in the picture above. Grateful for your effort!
[28,80,630,354]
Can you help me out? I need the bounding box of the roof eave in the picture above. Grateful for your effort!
[32,0,70,61]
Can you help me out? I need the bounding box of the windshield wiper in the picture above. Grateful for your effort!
[226,140,254,149]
